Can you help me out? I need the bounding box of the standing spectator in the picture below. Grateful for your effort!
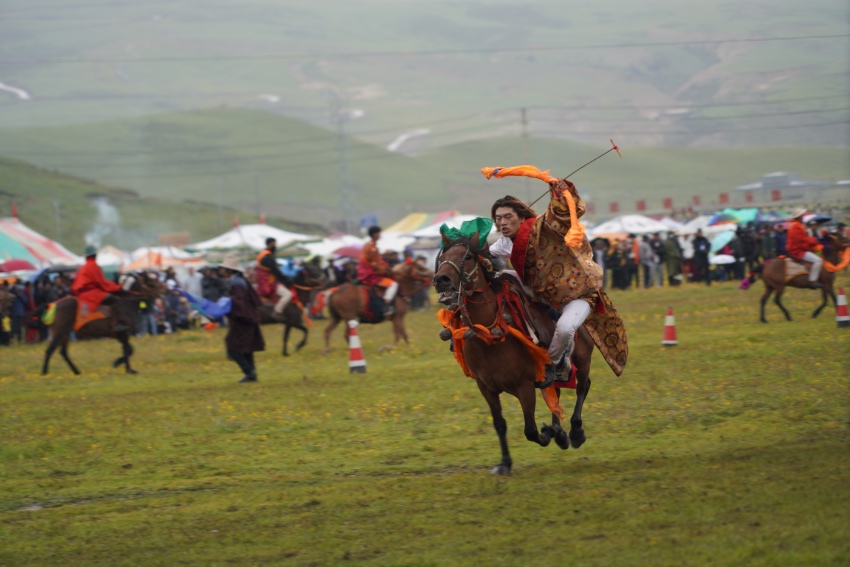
[163,280,182,333]
[220,253,265,383]
[591,238,610,289]
[639,236,655,288]
[181,266,203,297]
[729,231,745,280]
[201,267,226,302]
[650,233,665,287]
[662,232,682,286]
[679,233,695,282]
[607,243,627,290]
[761,226,777,260]
[10,280,28,344]
[629,234,641,289]
[775,226,787,256]
[692,229,711,286]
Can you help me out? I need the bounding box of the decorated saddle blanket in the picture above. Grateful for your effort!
[72,297,108,332]
[360,286,386,325]
[780,256,809,282]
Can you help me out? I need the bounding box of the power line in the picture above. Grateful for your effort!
[2,33,847,64]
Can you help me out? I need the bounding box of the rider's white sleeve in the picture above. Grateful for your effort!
[489,236,513,258]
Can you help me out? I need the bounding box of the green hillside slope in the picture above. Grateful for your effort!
[0,156,323,253]
[419,137,850,214]
[0,0,846,147]
[0,109,455,227]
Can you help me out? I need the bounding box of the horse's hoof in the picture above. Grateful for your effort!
[569,429,586,449]
[555,428,570,450]
[112,358,122,368]
[491,464,511,476]
[282,352,290,357]
[126,369,138,375]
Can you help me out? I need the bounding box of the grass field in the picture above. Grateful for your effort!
[1,278,849,566]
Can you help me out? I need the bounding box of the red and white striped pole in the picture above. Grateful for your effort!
[662,307,678,346]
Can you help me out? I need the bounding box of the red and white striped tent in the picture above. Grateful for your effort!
[0,216,81,267]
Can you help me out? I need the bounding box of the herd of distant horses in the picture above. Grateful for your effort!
[27,230,848,474]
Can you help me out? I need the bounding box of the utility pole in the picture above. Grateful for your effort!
[53,200,62,243]
[521,107,531,202]
[330,91,354,234]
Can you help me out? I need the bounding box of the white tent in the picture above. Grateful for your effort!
[302,234,364,258]
[96,245,130,267]
[677,215,737,236]
[188,224,318,251]
[657,216,685,231]
[587,215,670,237]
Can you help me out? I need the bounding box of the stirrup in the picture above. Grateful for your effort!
[538,365,556,389]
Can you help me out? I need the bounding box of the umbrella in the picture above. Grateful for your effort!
[756,210,787,222]
[708,213,738,226]
[802,213,832,225]
[710,230,736,253]
[710,254,736,265]
[332,244,364,258]
[0,259,36,272]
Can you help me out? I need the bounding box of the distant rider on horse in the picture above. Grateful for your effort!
[786,208,823,289]
[255,237,294,320]
[71,245,133,332]
[357,225,398,315]
[482,165,628,384]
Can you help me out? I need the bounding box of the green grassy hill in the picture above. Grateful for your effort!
[420,137,850,212]
[0,155,324,253]
[0,109,456,227]
[0,0,847,147]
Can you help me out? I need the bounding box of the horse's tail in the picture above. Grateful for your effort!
[326,287,342,322]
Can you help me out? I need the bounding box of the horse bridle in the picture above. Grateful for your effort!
[435,243,482,298]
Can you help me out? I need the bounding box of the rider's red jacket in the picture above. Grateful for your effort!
[787,219,822,259]
[71,257,123,310]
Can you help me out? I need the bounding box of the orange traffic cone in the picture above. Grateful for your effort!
[348,320,367,373]
[837,288,849,328]
[662,307,678,346]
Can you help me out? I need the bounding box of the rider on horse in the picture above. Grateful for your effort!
[357,226,398,316]
[71,245,133,332]
[787,208,823,289]
[482,165,628,384]
[255,237,294,320]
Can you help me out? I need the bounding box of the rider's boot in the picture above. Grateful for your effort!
[538,365,556,389]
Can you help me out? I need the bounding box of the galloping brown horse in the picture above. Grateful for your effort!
[755,232,850,322]
[433,234,594,475]
[322,260,433,353]
[42,272,165,375]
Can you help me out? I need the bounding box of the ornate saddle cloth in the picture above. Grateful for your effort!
[781,257,810,282]
[360,286,386,325]
[73,298,108,332]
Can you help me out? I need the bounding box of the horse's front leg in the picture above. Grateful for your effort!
[550,390,570,450]
[118,333,137,374]
[516,382,554,448]
[282,324,291,356]
[475,381,513,475]
[812,287,829,318]
[568,371,591,449]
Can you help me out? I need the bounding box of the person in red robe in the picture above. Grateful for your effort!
[71,246,131,331]
[786,208,823,289]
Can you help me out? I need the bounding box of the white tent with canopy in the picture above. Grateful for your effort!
[587,215,671,238]
[188,224,319,252]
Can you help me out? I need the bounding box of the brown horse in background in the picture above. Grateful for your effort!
[322,260,433,353]
[433,234,594,475]
[257,268,326,356]
[755,232,850,322]
[42,272,165,375]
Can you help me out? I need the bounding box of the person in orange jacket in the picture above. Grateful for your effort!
[71,245,133,331]
[356,226,398,315]
[786,208,823,289]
